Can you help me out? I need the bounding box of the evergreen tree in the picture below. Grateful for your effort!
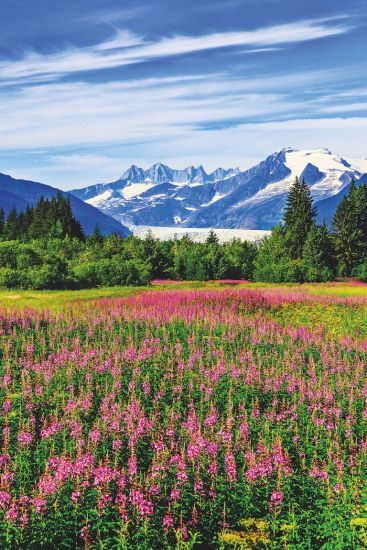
[53,193,85,240]
[332,179,366,275]
[28,196,52,238]
[3,207,19,241]
[206,230,219,246]
[354,182,367,258]
[0,208,5,238]
[172,235,193,280]
[143,230,167,279]
[88,225,104,247]
[303,223,335,281]
[283,177,316,259]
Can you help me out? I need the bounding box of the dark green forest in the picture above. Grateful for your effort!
[0,179,367,289]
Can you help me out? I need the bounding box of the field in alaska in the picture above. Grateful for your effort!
[1,282,367,548]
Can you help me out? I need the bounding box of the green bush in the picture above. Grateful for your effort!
[71,257,151,288]
[305,265,334,283]
[0,267,20,288]
[27,265,64,290]
[117,258,151,286]
[16,248,42,270]
[355,261,367,282]
[0,241,19,269]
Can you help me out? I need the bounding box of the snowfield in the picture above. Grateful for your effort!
[129,225,270,243]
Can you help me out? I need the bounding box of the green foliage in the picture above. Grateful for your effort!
[27,264,64,290]
[71,257,151,288]
[254,225,302,282]
[0,241,19,268]
[355,261,367,282]
[303,223,335,282]
[3,174,367,287]
[283,177,316,259]
[255,177,367,283]
[221,239,257,280]
[0,266,20,288]
[1,193,85,242]
[332,181,367,275]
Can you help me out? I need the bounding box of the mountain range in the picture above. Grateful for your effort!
[71,148,367,230]
[2,148,367,236]
[0,172,130,236]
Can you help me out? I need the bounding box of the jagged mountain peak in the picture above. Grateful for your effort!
[70,149,367,231]
[119,164,145,182]
[116,162,238,187]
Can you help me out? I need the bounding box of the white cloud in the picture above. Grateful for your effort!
[0,66,352,150]
[2,66,366,189]
[321,102,367,113]
[6,117,367,189]
[0,18,352,84]
[0,72,314,150]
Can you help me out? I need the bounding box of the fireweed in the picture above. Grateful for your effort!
[0,287,367,548]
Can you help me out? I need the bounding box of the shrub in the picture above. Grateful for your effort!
[0,241,19,269]
[71,257,151,288]
[0,267,20,288]
[27,264,64,290]
[355,261,367,282]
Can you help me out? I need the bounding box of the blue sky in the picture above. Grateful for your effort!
[0,0,367,188]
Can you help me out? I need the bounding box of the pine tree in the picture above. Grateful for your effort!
[332,179,366,275]
[143,230,167,278]
[3,207,19,241]
[53,193,84,240]
[28,196,52,238]
[0,208,5,238]
[206,230,219,246]
[303,223,335,281]
[354,182,367,258]
[88,225,104,246]
[283,177,316,259]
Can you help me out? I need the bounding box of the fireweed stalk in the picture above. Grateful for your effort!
[0,288,367,547]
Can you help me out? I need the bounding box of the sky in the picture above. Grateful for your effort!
[0,0,367,189]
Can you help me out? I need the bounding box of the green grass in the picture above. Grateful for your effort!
[0,286,142,311]
[0,280,366,316]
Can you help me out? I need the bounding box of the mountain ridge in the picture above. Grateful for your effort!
[70,148,367,230]
[0,172,131,236]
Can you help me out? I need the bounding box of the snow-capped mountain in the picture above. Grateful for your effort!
[71,150,367,230]
[71,163,240,226]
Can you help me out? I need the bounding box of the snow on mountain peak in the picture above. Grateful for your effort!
[119,164,144,182]
[317,147,332,155]
[71,148,367,232]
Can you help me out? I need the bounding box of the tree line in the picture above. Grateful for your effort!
[0,193,84,241]
[255,177,367,282]
[0,178,366,289]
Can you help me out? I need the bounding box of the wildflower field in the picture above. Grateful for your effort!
[1,283,367,548]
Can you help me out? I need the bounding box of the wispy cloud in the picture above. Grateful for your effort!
[0,69,344,151]
[82,6,150,26]
[321,102,367,113]
[0,18,352,84]
[6,117,367,189]
[2,61,366,189]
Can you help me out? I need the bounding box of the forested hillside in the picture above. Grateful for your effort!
[1,177,367,289]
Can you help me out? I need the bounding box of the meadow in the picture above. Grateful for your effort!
[1,282,367,548]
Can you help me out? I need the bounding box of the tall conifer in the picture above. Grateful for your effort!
[332,179,366,275]
[283,177,316,258]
